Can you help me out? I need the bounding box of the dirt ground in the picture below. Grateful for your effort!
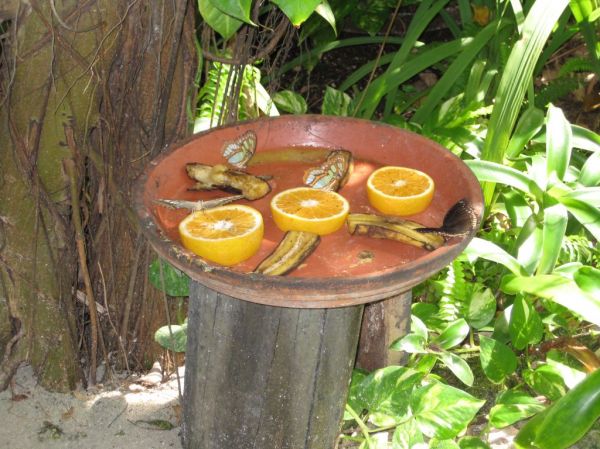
[0,364,183,449]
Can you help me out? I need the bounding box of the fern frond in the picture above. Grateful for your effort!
[558,234,598,265]
[437,260,469,323]
[559,57,596,77]
[535,77,580,108]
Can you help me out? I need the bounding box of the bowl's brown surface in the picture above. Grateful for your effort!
[134,115,483,308]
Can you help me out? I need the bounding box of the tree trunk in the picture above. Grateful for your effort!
[0,0,196,390]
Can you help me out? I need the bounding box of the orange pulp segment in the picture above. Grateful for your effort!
[178,204,264,266]
[367,166,434,216]
[270,187,349,235]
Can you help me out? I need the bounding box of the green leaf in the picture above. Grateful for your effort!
[410,315,429,341]
[411,19,506,124]
[391,334,428,354]
[573,266,600,298]
[322,86,351,116]
[516,215,544,275]
[557,186,600,207]
[546,105,573,183]
[501,274,600,326]
[411,382,485,440]
[523,365,567,401]
[579,151,600,186]
[557,196,600,240]
[434,319,470,350]
[430,439,461,449]
[315,1,336,35]
[392,418,425,449]
[506,107,545,159]
[357,366,425,422]
[459,436,491,449]
[516,369,600,449]
[479,335,517,383]
[154,321,187,352]
[272,90,307,114]
[208,0,254,24]
[345,369,369,418]
[465,287,496,329]
[433,350,474,387]
[480,0,570,203]
[465,160,544,202]
[148,259,190,297]
[537,203,568,274]
[198,0,243,39]
[272,0,321,26]
[508,296,543,349]
[571,124,600,152]
[489,389,546,429]
[464,238,525,276]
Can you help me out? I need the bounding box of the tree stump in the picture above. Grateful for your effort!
[182,282,364,449]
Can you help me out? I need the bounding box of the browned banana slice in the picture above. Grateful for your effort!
[347,214,445,251]
[255,231,320,276]
[186,163,271,200]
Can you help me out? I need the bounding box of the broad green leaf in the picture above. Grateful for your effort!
[508,296,544,349]
[392,418,425,449]
[272,0,321,26]
[411,19,505,123]
[410,315,429,341]
[503,189,531,228]
[557,196,600,240]
[357,366,425,422]
[547,349,587,389]
[345,369,369,419]
[464,237,525,276]
[480,0,570,203]
[272,90,307,114]
[459,436,491,449]
[430,439,461,449]
[154,321,187,352]
[391,334,428,354]
[557,186,600,207]
[537,203,568,274]
[465,160,544,201]
[516,369,600,449]
[315,1,336,35]
[464,287,496,329]
[506,107,545,159]
[412,382,485,440]
[322,86,351,116]
[515,216,544,275]
[198,0,243,39]
[573,266,600,298]
[501,274,600,326]
[479,335,517,384]
[579,147,600,186]
[208,0,254,25]
[523,365,567,401]
[546,105,573,183]
[489,389,545,429]
[571,124,600,152]
[148,259,190,297]
[433,350,474,386]
[434,319,470,350]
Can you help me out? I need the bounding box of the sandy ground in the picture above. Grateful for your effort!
[0,364,183,449]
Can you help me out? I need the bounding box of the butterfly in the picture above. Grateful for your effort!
[417,198,478,238]
[303,150,353,191]
[222,130,257,169]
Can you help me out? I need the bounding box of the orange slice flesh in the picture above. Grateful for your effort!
[270,187,349,235]
[367,166,435,216]
[178,204,263,266]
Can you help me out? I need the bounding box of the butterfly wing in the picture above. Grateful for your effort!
[222,130,257,168]
[303,150,353,191]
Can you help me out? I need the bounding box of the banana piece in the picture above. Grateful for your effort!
[186,163,271,200]
[347,213,445,251]
[255,231,320,276]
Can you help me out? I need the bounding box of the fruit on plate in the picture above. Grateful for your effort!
[178,204,263,266]
[270,187,349,235]
[366,166,434,216]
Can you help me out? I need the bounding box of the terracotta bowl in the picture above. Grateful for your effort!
[134,115,483,308]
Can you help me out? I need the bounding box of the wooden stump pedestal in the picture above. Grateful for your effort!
[182,282,364,449]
